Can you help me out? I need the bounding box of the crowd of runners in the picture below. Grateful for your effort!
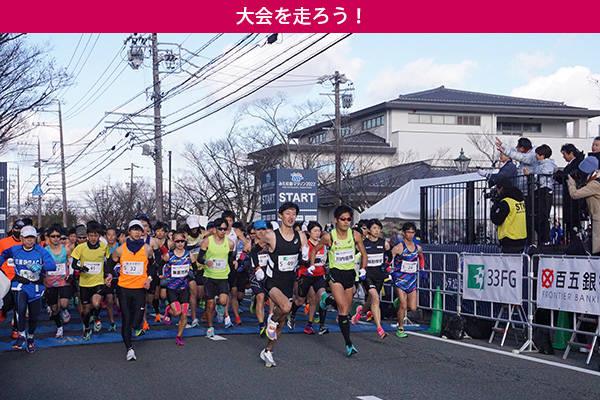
[0,203,426,366]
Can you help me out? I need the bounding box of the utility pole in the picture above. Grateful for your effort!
[333,71,342,206]
[37,136,42,228]
[168,150,172,221]
[16,165,20,217]
[57,101,68,227]
[152,33,164,222]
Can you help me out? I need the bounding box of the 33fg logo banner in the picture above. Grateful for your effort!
[463,255,523,304]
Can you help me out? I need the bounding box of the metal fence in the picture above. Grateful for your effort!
[420,174,575,248]
[416,251,600,364]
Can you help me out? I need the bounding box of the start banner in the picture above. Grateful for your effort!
[537,257,600,314]
[463,254,523,304]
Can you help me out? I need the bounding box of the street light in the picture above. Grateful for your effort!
[454,148,471,174]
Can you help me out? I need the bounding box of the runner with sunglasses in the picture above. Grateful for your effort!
[44,225,72,338]
[198,218,236,337]
[161,231,192,345]
[310,205,367,356]
[184,215,204,328]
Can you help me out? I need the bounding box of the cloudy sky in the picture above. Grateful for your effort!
[7,33,600,206]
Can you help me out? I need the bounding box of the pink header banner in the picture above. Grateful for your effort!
[7,1,600,32]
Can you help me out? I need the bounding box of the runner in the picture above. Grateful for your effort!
[390,222,427,338]
[161,230,192,345]
[222,211,250,327]
[151,222,171,322]
[0,219,25,339]
[310,205,367,356]
[105,227,121,332]
[184,215,204,328]
[105,219,156,361]
[259,202,308,367]
[288,221,329,335]
[44,225,73,338]
[71,222,111,340]
[249,220,270,336]
[137,214,160,331]
[0,226,57,353]
[352,219,390,339]
[198,217,236,337]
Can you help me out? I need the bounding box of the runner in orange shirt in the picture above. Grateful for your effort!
[0,219,25,339]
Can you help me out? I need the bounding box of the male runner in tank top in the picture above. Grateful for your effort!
[222,210,250,327]
[259,202,308,367]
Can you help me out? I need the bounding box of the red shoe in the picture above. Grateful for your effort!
[234,315,242,326]
[0,311,6,322]
[11,330,19,339]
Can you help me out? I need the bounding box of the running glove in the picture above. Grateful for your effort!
[255,268,265,281]
[358,268,366,281]
[419,270,427,280]
[30,263,42,273]
[306,265,316,275]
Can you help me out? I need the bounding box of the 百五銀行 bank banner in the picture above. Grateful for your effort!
[537,257,600,314]
[463,255,522,304]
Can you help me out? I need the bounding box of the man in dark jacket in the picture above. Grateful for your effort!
[554,143,585,244]
[491,178,527,254]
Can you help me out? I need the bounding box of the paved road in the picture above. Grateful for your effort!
[2,327,599,400]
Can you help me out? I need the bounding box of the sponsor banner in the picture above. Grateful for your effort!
[0,162,6,239]
[537,257,600,314]
[463,254,522,304]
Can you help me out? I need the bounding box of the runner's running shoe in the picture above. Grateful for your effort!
[216,305,225,324]
[164,314,172,325]
[259,326,266,338]
[176,336,185,346]
[318,326,330,335]
[55,327,64,338]
[142,321,150,331]
[0,310,6,322]
[83,328,92,341]
[61,309,71,323]
[378,327,388,339]
[12,335,26,349]
[304,325,315,335]
[154,314,162,323]
[134,328,146,337]
[366,311,373,322]
[346,344,358,356]
[286,314,295,330]
[190,318,199,328]
[206,327,215,338]
[235,316,242,326]
[396,328,408,338]
[94,319,102,332]
[260,349,276,367]
[319,292,330,310]
[11,329,19,339]
[351,306,363,325]
[26,338,36,354]
[224,316,233,329]
[266,315,278,340]
[108,323,117,332]
[198,300,206,309]
[126,348,137,361]
[314,315,320,324]
[250,296,255,314]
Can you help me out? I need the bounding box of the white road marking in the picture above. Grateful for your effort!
[409,331,600,377]
[357,396,384,400]
[207,335,227,341]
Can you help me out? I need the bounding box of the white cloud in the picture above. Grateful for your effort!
[509,50,555,79]
[511,66,600,136]
[365,58,478,102]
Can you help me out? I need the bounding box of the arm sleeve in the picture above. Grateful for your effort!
[71,257,82,272]
[197,249,206,264]
[419,253,425,270]
[147,257,157,278]
[491,200,510,226]
[228,251,235,268]
[105,257,117,277]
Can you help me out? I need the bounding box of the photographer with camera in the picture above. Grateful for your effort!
[568,156,600,256]
[491,178,527,254]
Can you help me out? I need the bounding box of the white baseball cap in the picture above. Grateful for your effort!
[21,226,37,238]
[186,215,200,229]
[128,219,144,230]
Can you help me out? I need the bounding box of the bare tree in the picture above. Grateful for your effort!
[0,34,70,151]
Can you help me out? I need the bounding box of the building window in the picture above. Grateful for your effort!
[362,115,384,130]
[497,122,541,136]
[408,113,479,126]
[309,132,326,144]
[341,127,352,137]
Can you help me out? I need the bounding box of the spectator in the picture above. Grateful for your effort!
[588,136,600,166]
[554,143,585,242]
[568,156,600,255]
[523,144,557,245]
[496,137,537,191]
[479,152,518,187]
[550,220,563,245]
[491,178,527,254]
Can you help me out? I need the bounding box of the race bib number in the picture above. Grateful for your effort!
[334,249,354,265]
[315,254,326,266]
[258,254,269,267]
[171,263,190,278]
[367,253,384,267]
[122,261,144,276]
[19,269,40,281]
[401,260,418,273]
[48,263,67,276]
[85,262,102,275]
[278,254,298,272]
[7,258,14,267]
[210,258,227,270]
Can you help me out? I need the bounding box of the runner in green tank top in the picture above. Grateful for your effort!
[310,205,367,356]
